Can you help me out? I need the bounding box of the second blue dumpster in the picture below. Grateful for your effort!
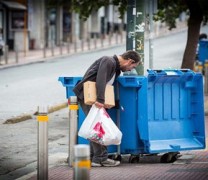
[117,69,205,159]
[59,69,206,163]
[198,39,208,64]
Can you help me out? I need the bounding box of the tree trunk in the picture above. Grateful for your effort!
[181,0,203,70]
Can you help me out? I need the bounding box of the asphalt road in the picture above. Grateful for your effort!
[0,28,189,123]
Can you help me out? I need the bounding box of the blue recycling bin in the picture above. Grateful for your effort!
[198,39,208,64]
[59,69,206,159]
[117,69,205,155]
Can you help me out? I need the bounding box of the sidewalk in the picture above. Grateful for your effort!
[27,150,208,180]
[21,117,208,180]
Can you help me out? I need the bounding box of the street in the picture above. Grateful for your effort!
[0,29,189,122]
[0,26,207,179]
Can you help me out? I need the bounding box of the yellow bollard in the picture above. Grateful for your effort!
[37,106,48,180]
[198,61,203,74]
[73,144,90,180]
[68,96,79,167]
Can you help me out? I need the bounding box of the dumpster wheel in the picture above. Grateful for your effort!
[160,152,180,163]
[129,155,140,163]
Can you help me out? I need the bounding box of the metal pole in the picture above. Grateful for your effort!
[87,38,91,50]
[204,60,208,95]
[115,82,121,155]
[67,41,70,54]
[60,40,63,55]
[135,0,145,75]
[4,45,8,64]
[126,0,135,51]
[101,35,104,47]
[68,96,78,166]
[43,41,46,58]
[116,32,118,44]
[94,34,97,49]
[198,61,203,74]
[73,145,90,180]
[15,46,19,63]
[37,106,48,180]
[81,39,84,51]
[108,32,112,45]
[51,41,54,56]
[74,41,77,53]
[149,0,154,69]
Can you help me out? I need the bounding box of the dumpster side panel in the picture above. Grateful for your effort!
[145,71,205,153]
[118,76,146,154]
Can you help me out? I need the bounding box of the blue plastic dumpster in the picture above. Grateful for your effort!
[117,69,205,158]
[59,69,206,163]
[198,39,208,64]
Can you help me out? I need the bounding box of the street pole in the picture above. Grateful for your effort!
[135,0,145,75]
[126,0,135,51]
[126,0,145,75]
[148,0,157,69]
[149,0,154,69]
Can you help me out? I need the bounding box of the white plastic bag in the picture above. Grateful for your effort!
[78,104,122,146]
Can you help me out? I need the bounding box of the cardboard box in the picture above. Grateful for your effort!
[83,81,115,108]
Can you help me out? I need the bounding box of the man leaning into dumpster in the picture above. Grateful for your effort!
[73,50,141,167]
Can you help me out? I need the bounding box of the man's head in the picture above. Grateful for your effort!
[118,50,141,72]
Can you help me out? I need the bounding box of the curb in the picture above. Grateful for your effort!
[3,102,68,124]
[3,114,33,124]
[0,43,126,70]
[3,100,208,124]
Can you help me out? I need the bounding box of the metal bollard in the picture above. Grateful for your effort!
[73,144,90,180]
[108,33,112,45]
[67,41,70,54]
[74,41,77,53]
[87,39,91,50]
[51,41,54,56]
[120,31,123,43]
[43,43,46,58]
[4,45,8,64]
[101,35,104,47]
[37,106,48,180]
[116,32,118,44]
[81,39,84,51]
[198,61,203,74]
[68,96,78,166]
[60,41,63,55]
[93,35,97,49]
[204,60,208,95]
[15,46,19,63]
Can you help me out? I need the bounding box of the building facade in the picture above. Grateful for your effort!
[0,0,123,51]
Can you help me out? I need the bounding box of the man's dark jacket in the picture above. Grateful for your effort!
[73,55,121,104]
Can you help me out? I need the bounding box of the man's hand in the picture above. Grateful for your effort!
[94,101,104,109]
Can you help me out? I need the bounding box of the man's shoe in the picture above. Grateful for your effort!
[91,162,102,167]
[101,158,120,167]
